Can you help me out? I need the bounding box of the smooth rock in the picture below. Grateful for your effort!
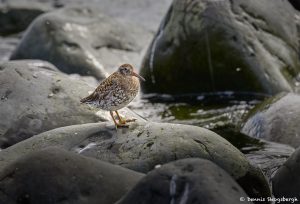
[289,0,300,10]
[0,0,172,35]
[140,0,300,94]
[0,34,20,61]
[117,158,252,204]
[242,93,300,148]
[88,0,173,32]
[245,139,294,182]
[0,147,144,204]
[10,7,152,78]
[0,0,49,35]
[0,60,141,148]
[273,146,300,202]
[0,121,271,199]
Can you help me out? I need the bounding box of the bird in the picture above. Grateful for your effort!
[80,64,145,128]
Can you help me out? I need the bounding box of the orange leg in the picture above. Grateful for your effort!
[115,111,136,124]
[110,111,128,128]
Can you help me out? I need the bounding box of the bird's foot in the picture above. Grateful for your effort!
[119,117,137,124]
[116,123,129,128]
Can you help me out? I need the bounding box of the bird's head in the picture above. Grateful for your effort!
[118,64,145,81]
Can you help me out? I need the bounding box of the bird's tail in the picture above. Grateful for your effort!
[80,92,97,104]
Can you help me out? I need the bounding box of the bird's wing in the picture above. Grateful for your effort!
[95,74,117,94]
[80,73,117,103]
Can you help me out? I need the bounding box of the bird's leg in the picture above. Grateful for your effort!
[115,111,136,124]
[110,111,128,128]
[110,111,118,127]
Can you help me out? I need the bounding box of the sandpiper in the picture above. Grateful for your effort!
[80,64,145,128]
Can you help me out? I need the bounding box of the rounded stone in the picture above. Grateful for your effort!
[117,158,253,204]
[0,121,271,199]
[10,7,152,78]
[273,146,300,201]
[140,0,299,94]
[0,60,141,148]
[242,93,300,148]
[0,147,144,204]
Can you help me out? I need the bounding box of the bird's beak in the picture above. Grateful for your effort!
[132,72,146,81]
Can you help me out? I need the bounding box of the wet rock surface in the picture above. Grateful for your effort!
[273,146,300,201]
[10,6,152,78]
[245,140,295,183]
[0,60,141,149]
[117,158,253,204]
[140,0,300,94]
[0,121,270,199]
[0,147,144,204]
[242,93,300,148]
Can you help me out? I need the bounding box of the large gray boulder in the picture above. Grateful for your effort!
[0,147,144,204]
[0,0,173,36]
[117,158,252,204]
[0,0,50,35]
[242,93,300,148]
[0,60,141,148]
[140,0,300,94]
[272,146,300,202]
[0,34,19,61]
[10,6,152,78]
[289,0,300,10]
[0,121,271,199]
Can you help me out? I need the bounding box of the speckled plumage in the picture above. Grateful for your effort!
[80,64,144,128]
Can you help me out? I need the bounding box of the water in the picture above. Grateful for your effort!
[129,92,294,181]
[130,92,265,130]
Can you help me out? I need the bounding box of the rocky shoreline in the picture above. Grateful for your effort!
[0,0,300,203]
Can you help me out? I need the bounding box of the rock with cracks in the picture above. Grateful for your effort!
[0,121,271,199]
[0,60,141,148]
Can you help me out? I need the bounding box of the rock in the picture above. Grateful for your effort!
[0,147,144,204]
[140,0,300,94]
[245,139,294,183]
[241,93,300,148]
[0,34,20,61]
[289,0,300,11]
[10,6,152,78]
[273,146,300,202]
[0,0,49,35]
[117,158,252,204]
[0,60,141,148]
[0,121,271,199]
[0,0,172,36]
[92,0,173,33]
